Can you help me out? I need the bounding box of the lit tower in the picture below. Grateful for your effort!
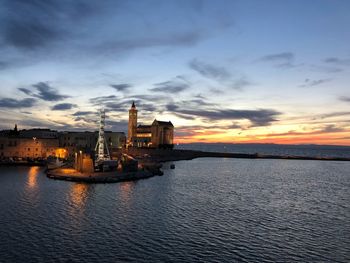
[95,109,110,163]
[128,101,137,146]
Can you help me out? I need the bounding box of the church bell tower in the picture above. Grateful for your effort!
[128,101,137,146]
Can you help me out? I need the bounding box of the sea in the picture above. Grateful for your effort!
[0,144,349,262]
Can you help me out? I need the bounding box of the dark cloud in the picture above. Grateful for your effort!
[339,96,350,102]
[132,95,169,102]
[150,76,190,93]
[106,120,128,133]
[18,87,33,95]
[166,103,281,126]
[1,0,66,50]
[299,78,332,88]
[0,1,234,68]
[110,83,132,92]
[189,59,231,80]
[51,103,77,111]
[0,98,36,108]
[74,116,96,124]
[30,82,70,101]
[105,101,157,113]
[0,61,10,70]
[320,124,345,133]
[89,95,119,104]
[72,111,96,116]
[0,0,99,50]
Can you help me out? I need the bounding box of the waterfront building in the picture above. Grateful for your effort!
[0,125,59,159]
[127,102,174,148]
[0,125,126,159]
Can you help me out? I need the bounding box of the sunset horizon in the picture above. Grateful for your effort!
[1,1,350,145]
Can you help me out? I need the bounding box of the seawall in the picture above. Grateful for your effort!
[126,148,350,162]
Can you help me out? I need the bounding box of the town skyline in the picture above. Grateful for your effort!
[1,1,350,145]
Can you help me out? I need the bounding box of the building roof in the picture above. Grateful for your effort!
[152,120,174,127]
[131,101,136,108]
[137,125,151,128]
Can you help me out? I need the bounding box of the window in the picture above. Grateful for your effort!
[36,148,38,151]
[28,148,30,151]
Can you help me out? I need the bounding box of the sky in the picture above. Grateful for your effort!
[0,0,350,145]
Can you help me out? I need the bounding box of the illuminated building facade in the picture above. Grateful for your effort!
[0,125,126,159]
[127,102,174,148]
[0,126,59,158]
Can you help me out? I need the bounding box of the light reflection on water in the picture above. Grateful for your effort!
[118,181,135,205]
[0,159,349,262]
[26,166,40,190]
[69,183,89,208]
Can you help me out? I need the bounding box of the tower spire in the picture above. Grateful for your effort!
[128,101,138,146]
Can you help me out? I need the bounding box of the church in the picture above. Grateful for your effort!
[127,102,174,148]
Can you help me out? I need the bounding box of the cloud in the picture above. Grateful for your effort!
[323,57,350,66]
[18,87,33,95]
[132,95,169,102]
[0,0,98,51]
[339,96,350,102]
[259,52,296,68]
[150,76,190,93]
[231,77,254,90]
[100,31,204,55]
[189,59,253,90]
[0,61,10,70]
[89,95,119,104]
[0,98,36,108]
[166,103,281,126]
[320,124,345,133]
[0,1,234,70]
[1,0,67,50]
[110,83,132,92]
[260,52,294,62]
[51,103,77,111]
[189,59,231,81]
[31,82,70,101]
[299,78,332,88]
[72,111,96,116]
[106,120,128,132]
[105,101,157,113]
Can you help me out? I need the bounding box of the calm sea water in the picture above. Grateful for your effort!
[0,158,349,262]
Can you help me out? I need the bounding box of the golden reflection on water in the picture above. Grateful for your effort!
[119,182,135,205]
[27,166,40,189]
[69,183,89,208]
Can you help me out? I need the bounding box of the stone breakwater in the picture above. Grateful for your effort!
[126,148,350,162]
